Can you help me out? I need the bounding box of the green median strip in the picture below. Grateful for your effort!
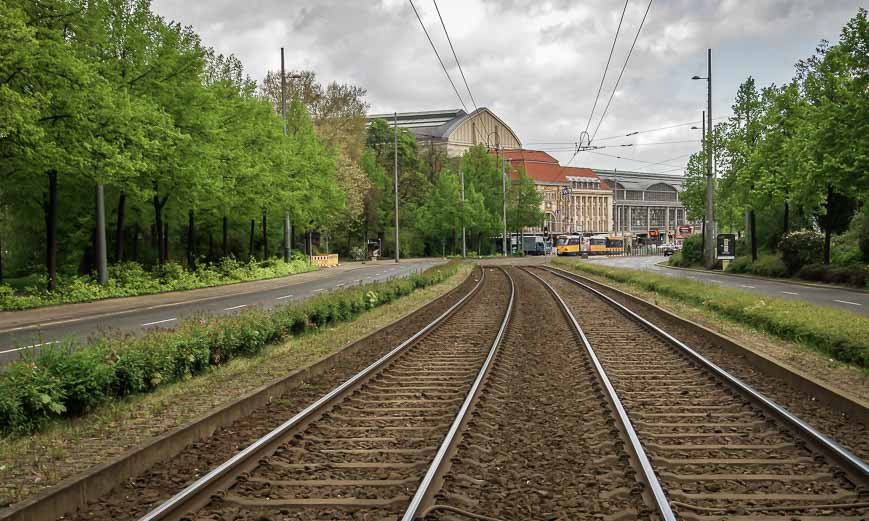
[552,258,869,370]
[0,261,460,436]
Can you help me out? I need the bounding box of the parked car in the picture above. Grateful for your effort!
[661,243,677,256]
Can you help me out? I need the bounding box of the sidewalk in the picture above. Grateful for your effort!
[0,259,439,333]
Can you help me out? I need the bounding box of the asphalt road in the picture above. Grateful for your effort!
[588,255,869,315]
[0,260,441,365]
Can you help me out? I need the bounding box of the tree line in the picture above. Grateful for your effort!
[682,8,868,266]
[0,0,542,293]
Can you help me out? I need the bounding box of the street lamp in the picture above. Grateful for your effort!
[692,48,714,268]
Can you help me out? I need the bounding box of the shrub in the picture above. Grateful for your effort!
[726,256,752,274]
[0,261,463,435]
[823,264,868,287]
[750,255,787,278]
[778,230,824,274]
[680,235,704,266]
[796,263,826,282]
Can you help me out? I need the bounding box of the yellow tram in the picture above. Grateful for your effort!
[555,234,582,256]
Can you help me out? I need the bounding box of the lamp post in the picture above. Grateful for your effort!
[280,49,302,262]
[692,48,714,268]
[460,170,466,258]
[691,111,707,258]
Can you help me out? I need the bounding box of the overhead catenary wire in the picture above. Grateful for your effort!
[584,0,630,136]
[408,0,468,112]
[432,0,477,110]
[589,0,654,144]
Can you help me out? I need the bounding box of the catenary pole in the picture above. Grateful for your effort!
[95,184,108,284]
[394,112,400,263]
[705,48,715,268]
[281,48,291,262]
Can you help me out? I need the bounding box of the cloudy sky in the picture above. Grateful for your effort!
[152,0,860,175]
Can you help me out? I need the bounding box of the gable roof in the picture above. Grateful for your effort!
[500,150,609,189]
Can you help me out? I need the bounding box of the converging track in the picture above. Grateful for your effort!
[528,266,868,520]
[136,267,515,521]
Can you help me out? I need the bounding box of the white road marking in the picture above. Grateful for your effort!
[141,318,177,327]
[0,340,59,355]
[312,288,325,293]
[275,295,294,300]
[740,285,756,289]
[781,291,799,296]
[335,283,345,287]
[834,299,862,306]
[223,304,247,311]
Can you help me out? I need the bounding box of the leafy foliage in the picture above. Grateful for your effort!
[0,261,462,435]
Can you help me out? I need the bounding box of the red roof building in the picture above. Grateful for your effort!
[494,149,614,235]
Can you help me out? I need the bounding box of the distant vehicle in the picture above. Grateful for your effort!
[661,243,679,256]
[556,234,582,256]
[521,235,547,255]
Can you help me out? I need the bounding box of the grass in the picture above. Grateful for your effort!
[0,262,474,507]
[552,258,869,369]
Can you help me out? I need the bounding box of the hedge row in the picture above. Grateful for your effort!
[0,261,462,435]
[556,259,869,369]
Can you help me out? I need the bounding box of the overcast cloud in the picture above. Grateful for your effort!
[152,0,861,174]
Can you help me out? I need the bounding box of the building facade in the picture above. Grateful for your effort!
[502,150,612,235]
[593,169,688,242]
[367,108,521,157]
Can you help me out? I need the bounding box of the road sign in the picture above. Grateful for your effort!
[717,233,736,260]
[649,229,659,237]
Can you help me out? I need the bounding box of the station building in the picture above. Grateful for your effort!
[593,169,689,243]
[502,150,613,236]
[366,108,521,157]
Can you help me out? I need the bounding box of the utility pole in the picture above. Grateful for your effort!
[460,170,466,258]
[704,48,714,268]
[394,112,400,263]
[502,157,507,256]
[701,110,706,258]
[281,48,291,262]
[95,184,108,284]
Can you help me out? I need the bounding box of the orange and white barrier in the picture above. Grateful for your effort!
[311,254,339,268]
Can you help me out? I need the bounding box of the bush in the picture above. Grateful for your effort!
[778,230,824,274]
[680,235,704,266]
[750,255,787,278]
[725,256,753,274]
[0,261,463,436]
[796,263,826,282]
[0,258,316,311]
[553,258,869,369]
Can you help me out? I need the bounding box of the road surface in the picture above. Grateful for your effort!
[0,259,442,365]
[587,255,868,315]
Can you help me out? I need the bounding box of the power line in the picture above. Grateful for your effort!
[408,0,468,112]
[585,149,693,169]
[589,0,654,143]
[432,0,476,110]
[584,0,630,135]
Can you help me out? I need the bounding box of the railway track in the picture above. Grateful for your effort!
[136,266,514,521]
[527,265,869,520]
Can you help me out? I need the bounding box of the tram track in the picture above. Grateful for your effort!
[135,266,515,521]
[528,265,868,520]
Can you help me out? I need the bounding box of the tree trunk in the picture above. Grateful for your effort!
[824,227,832,265]
[249,219,255,259]
[163,222,169,263]
[153,193,164,265]
[187,209,195,270]
[208,231,214,261]
[262,212,268,259]
[131,222,139,262]
[749,208,758,262]
[115,191,126,263]
[783,201,790,235]
[45,170,58,291]
[222,215,229,258]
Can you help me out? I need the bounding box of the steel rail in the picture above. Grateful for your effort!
[401,267,516,520]
[138,267,490,521]
[522,267,677,521]
[541,265,869,484]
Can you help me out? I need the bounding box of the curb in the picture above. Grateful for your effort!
[655,262,869,295]
[0,265,475,521]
